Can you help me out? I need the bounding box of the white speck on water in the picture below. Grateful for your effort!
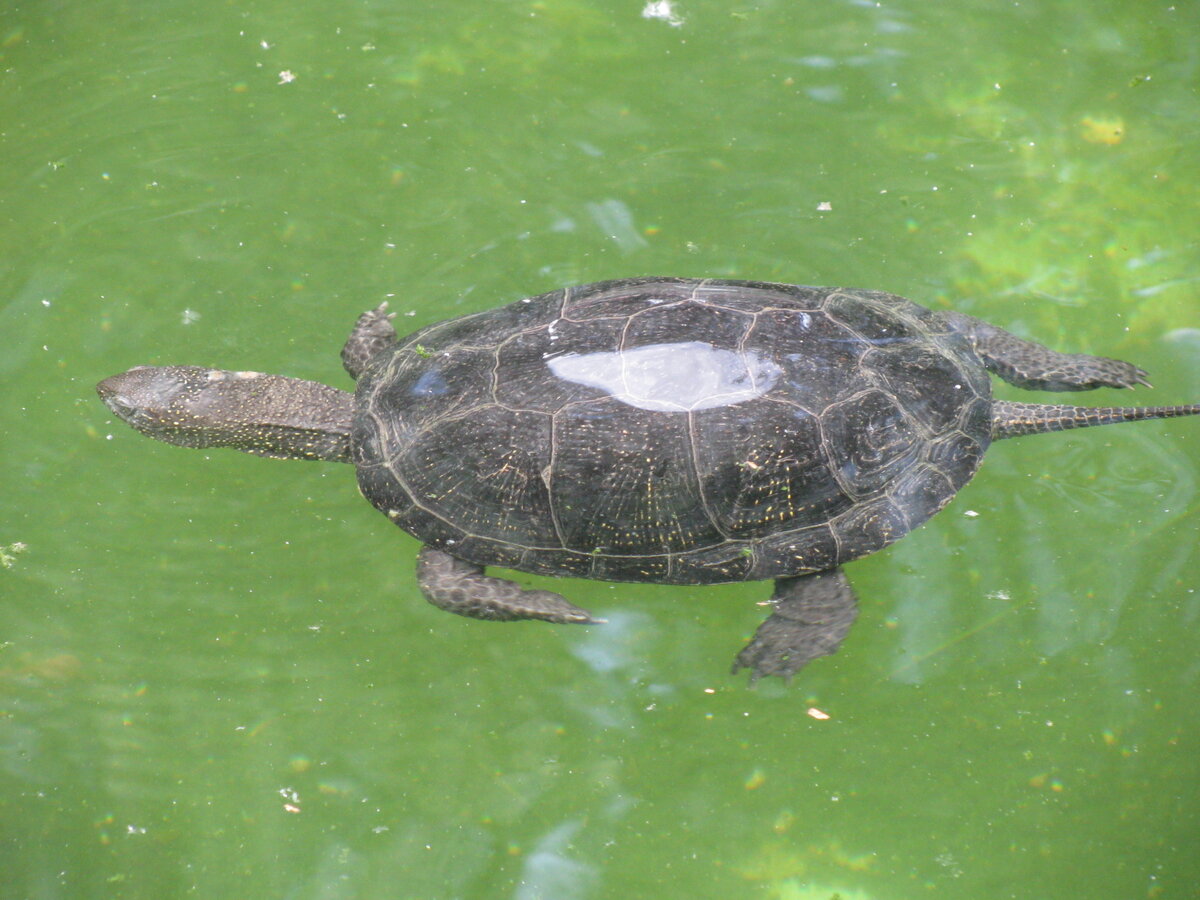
[817,201,832,211]
[181,308,200,325]
[278,70,296,84]
[936,852,963,878]
[0,542,28,569]
[642,0,684,26]
[963,509,979,517]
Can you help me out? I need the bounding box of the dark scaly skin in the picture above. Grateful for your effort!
[992,400,1200,440]
[943,310,1151,391]
[416,547,603,624]
[732,568,859,684]
[95,279,1200,684]
[96,366,353,462]
[942,312,1200,439]
[342,303,399,379]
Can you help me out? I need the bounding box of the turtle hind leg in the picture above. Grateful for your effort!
[943,311,1150,391]
[342,303,399,380]
[732,568,859,684]
[416,547,603,625]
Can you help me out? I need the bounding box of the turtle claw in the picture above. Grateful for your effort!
[1101,359,1152,390]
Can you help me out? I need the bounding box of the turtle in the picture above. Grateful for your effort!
[96,278,1200,682]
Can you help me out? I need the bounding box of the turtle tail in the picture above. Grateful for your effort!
[991,400,1200,440]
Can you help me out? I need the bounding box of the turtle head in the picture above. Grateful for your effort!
[97,365,234,448]
[97,365,355,462]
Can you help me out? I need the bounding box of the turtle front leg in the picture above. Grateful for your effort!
[416,547,603,625]
[342,303,399,380]
[732,568,859,684]
[942,311,1150,391]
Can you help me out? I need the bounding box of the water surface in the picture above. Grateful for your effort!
[2,1,1198,898]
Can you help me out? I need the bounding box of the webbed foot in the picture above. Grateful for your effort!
[943,310,1151,392]
[342,302,398,380]
[416,546,603,624]
[733,568,858,684]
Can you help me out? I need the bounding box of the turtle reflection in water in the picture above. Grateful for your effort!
[96,278,1200,682]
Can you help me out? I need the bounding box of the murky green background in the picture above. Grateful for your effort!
[3,1,1198,898]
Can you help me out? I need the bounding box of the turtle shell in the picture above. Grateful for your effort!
[351,278,992,584]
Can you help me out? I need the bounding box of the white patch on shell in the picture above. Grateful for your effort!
[547,341,782,412]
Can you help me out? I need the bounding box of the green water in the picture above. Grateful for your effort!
[3,1,1198,897]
